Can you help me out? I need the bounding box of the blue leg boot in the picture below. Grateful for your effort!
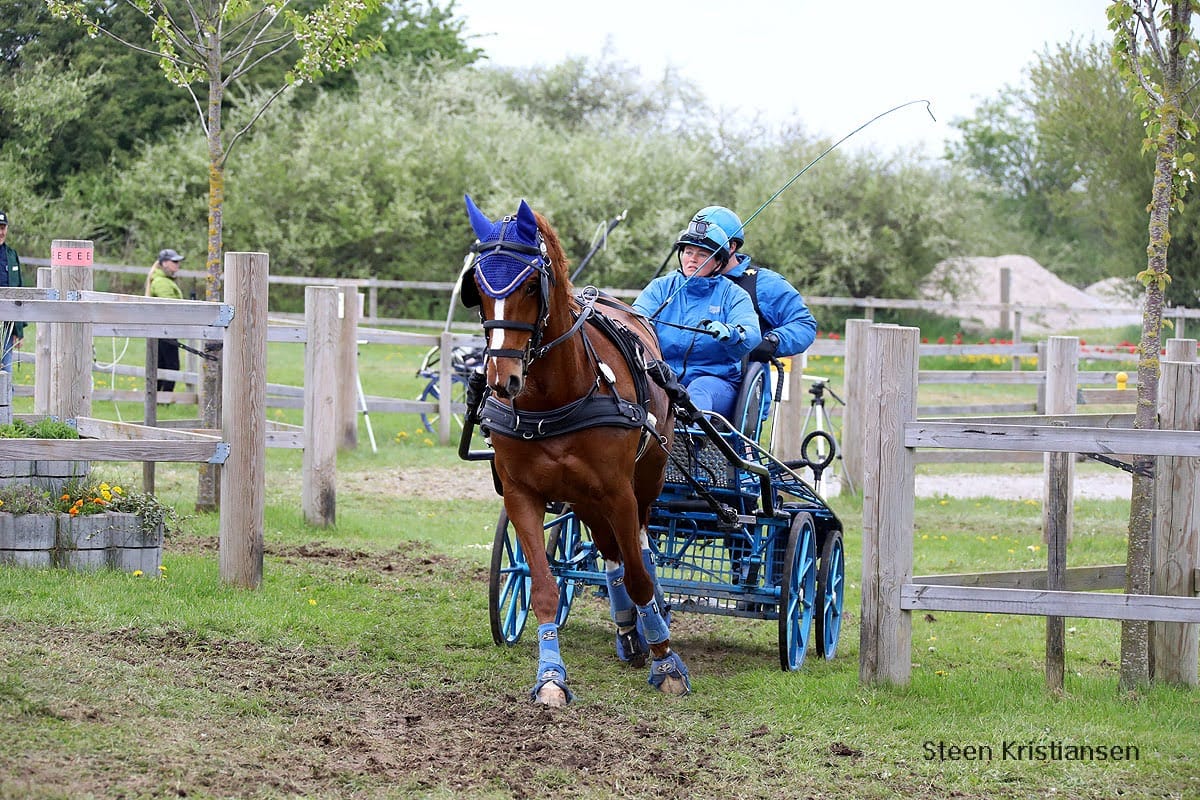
[530,623,574,705]
[636,600,691,695]
[606,564,648,667]
[641,548,671,627]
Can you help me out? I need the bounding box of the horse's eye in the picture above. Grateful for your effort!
[523,281,538,297]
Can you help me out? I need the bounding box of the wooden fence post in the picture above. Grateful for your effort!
[34,267,52,415]
[842,318,873,493]
[48,240,93,422]
[859,324,918,686]
[1152,359,1200,685]
[1043,335,1078,692]
[999,265,1011,332]
[768,350,803,464]
[1165,338,1197,363]
[219,252,268,590]
[336,286,360,450]
[1043,336,1077,541]
[304,286,339,526]
[143,337,159,494]
[437,330,455,446]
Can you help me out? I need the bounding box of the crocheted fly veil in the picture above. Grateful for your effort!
[460,195,548,308]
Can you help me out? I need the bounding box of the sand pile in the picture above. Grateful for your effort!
[922,255,1143,334]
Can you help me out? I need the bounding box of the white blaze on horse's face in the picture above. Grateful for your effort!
[489,297,507,354]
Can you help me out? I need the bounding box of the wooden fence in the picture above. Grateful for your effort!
[0,244,266,588]
[27,256,1200,337]
[836,319,1200,488]
[858,324,1200,689]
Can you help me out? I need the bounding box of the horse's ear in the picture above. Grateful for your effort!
[464,194,494,240]
[516,199,539,243]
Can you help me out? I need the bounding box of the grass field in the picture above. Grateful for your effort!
[0,327,1194,800]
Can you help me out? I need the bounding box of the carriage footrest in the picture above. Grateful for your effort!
[658,499,748,528]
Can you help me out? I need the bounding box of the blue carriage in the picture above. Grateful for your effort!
[479,359,846,671]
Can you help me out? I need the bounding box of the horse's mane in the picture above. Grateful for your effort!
[533,210,578,311]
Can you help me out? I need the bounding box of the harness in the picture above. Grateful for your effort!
[729,265,764,327]
[479,288,658,442]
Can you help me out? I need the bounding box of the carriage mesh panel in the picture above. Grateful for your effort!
[663,425,740,490]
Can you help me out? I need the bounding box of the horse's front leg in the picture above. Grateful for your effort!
[617,520,690,697]
[505,493,573,707]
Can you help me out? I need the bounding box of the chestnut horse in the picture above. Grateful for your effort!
[461,195,688,706]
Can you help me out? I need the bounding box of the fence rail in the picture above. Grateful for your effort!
[25,257,1200,336]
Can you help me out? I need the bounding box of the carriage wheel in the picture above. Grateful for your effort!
[489,505,587,644]
[544,504,588,629]
[418,374,467,434]
[815,529,845,660]
[732,362,768,443]
[489,509,531,645]
[778,511,818,671]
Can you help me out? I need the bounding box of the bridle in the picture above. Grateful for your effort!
[461,214,600,376]
[466,217,555,373]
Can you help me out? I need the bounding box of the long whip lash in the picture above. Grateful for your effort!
[649,100,936,325]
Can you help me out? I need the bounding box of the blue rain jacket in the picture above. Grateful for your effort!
[633,270,761,388]
[724,253,817,356]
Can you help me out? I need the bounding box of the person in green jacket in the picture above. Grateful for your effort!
[146,249,184,393]
[0,211,26,389]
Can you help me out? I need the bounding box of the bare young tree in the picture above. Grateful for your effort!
[46,0,382,510]
[1108,0,1198,691]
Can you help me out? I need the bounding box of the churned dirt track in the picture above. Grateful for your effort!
[368,463,1133,503]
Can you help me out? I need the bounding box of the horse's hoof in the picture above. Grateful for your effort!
[535,684,570,707]
[656,674,690,696]
[648,651,691,696]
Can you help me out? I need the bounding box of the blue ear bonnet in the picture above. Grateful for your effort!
[464,194,547,300]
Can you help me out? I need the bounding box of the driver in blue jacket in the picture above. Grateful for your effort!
[691,205,818,361]
[633,218,761,419]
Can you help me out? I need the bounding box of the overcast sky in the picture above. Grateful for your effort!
[450,0,1111,156]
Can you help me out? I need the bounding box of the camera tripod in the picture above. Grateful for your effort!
[799,376,853,497]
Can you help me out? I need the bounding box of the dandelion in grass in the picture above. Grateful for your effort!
[308,598,317,606]
[158,565,167,573]
[935,670,948,677]
[132,569,144,577]
[396,431,408,440]
[938,499,948,506]
[1027,544,1041,553]
[423,438,434,447]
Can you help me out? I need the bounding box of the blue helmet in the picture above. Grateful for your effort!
[674,216,731,263]
[694,205,745,247]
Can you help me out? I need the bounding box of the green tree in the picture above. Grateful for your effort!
[0,2,197,194]
[45,0,384,533]
[1108,0,1198,692]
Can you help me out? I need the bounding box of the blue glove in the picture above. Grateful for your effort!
[701,319,738,342]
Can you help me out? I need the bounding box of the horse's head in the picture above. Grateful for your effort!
[460,194,556,399]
